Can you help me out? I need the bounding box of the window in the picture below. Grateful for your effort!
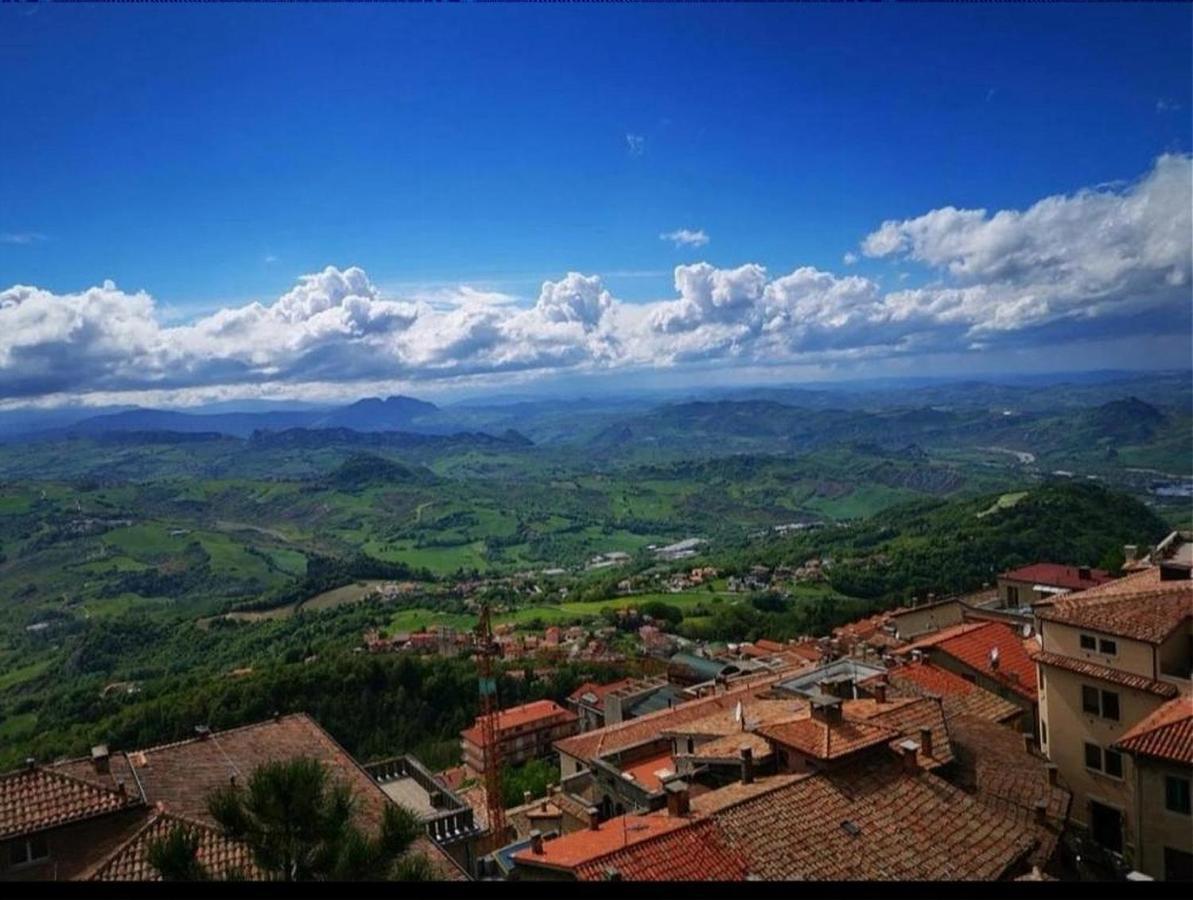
[1101,691,1120,721]
[1104,749,1123,779]
[1040,719,1048,744]
[1164,846,1193,882]
[1166,776,1192,815]
[1084,744,1124,779]
[1081,685,1120,720]
[1080,634,1097,651]
[7,835,49,868]
[1007,586,1020,606]
[1098,638,1117,656]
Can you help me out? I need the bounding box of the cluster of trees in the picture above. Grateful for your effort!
[231,553,431,613]
[715,482,1170,606]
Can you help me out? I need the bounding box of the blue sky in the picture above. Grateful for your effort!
[0,4,1190,405]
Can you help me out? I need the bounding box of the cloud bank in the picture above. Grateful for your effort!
[1,155,1189,404]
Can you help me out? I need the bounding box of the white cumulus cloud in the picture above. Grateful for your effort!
[1,155,1188,403]
[660,228,710,248]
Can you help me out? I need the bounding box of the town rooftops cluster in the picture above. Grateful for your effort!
[0,714,466,882]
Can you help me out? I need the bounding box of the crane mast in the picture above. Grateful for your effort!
[474,599,508,847]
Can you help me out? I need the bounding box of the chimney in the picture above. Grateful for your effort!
[665,781,691,817]
[273,710,282,723]
[587,806,600,830]
[605,867,622,882]
[523,790,533,805]
[1078,566,1091,581]
[811,695,843,724]
[25,757,36,770]
[899,739,920,773]
[91,744,111,775]
[1123,545,1138,563]
[529,829,544,855]
[1045,764,1058,786]
[988,647,1000,670]
[117,779,126,796]
[1034,801,1048,825]
[540,798,549,812]
[874,683,887,704]
[911,649,924,664]
[194,724,211,741]
[919,727,933,759]
[740,746,755,785]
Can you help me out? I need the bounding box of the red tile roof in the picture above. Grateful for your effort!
[1115,696,1193,765]
[1034,651,1180,698]
[554,674,782,763]
[512,813,689,869]
[619,752,675,793]
[758,715,895,761]
[572,818,751,881]
[0,765,142,841]
[894,621,989,655]
[753,639,786,653]
[122,714,464,880]
[887,660,1023,723]
[710,759,1036,880]
[921,622,1038,701]
[1002,563,1115,591]
[91,812,262,881]
[1036,568,1191,643]
[947,714,1071,869]
[461,700,577,747]
[847,696,955,768]
[568,679,635,706]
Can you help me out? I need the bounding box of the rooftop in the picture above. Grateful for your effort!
[757,716,894,761]
[511,813,689,870]
[461,699,577,746]
[572,818,751,881]
[0,764,142,841]
[568,679,635,707]
[1033,651,1180,698]
[901,621,1037,701]
[884,660,1022,723]
[1001,563,1115,591]
[1115,696,1193,765]
[59,714,465,881]
[710,759,1037,881]
[1035,567,1192,644]
[554,675,782,763]
[91,812,261,881]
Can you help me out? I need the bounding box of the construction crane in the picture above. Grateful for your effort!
[474,599,508,848]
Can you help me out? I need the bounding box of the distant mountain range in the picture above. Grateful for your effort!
[2,395,441,441]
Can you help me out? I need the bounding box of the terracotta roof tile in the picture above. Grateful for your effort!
[461,700,577,746]
[710,760,1036,880]
[571,818,751,881]
[512,813,689,870]
[947,715,1071,869]
[1115,696,1193,764]
[91,812,263,881]
[758,715,895,761]
[1036,569,1191,643]
[914,622,1038,700]
[124,714,464,880]
[1002,563,1115,591]
[568,679,635,705]
[0,766,142,841]
[554,674,782,763]
[1034,651,1180,698]
[847,696,955,768]
[887,661,1022,724]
